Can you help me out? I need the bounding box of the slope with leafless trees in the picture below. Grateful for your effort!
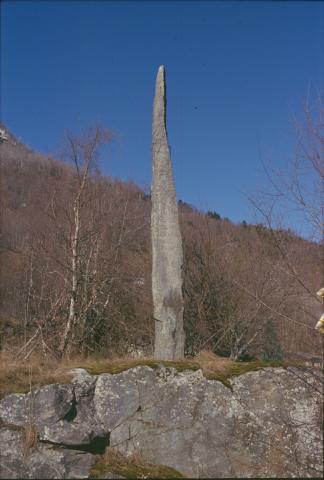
[0,119,322,362]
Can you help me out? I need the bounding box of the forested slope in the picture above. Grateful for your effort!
[0,124,321,361]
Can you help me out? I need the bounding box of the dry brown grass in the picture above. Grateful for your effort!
[0,352,73,399]
[90,447,184,478]
[22,425,38,457]
[195,350,287,387]
[195,350,236,376]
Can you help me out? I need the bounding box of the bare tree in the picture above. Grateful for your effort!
[57,126,112,356]
[247,95,323,356]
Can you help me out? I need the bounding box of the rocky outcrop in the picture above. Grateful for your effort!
[151,65,185,360]
[0,384,74,427]
[0,365,322,478]
[0,428,94,479]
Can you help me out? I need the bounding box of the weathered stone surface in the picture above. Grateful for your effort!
[0,365,322,478]
[58,449,95,479]
[109,366,323,478]
[0,428,94,479]
[0,428,24,460]
[0,384,74,427]
[39,420,106,446]
[72,369,99,423]
[39,372,105,445]
[151,65,184,360]
[69,368,94,381]
[94,366,155,431]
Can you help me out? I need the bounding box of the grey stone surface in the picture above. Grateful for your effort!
[0,428,24,459]
[94,366,155,431]
[108,366,323,478]
[0,365,322,478]
[39,372,105,445]
[69,368,93,381]
[0,384,74,427]
[0,428,94,479]
[151,65,184,360]
[39,421,106,446]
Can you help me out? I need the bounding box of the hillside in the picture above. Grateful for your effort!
[0,124,322,362]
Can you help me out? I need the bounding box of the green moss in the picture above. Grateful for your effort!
[77,358,201,376]
[90,452,184,479]
[77,358,294,390]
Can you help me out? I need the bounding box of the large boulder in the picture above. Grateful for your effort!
[107,366,323,478]
[0,365,322,478]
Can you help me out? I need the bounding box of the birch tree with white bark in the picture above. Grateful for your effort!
[58,126,112,356]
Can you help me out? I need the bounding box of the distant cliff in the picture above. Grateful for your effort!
[0,364,322,478]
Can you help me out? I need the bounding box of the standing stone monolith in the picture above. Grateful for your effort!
[151,65,185,360]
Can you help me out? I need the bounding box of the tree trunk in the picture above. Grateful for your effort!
[151,65,185,359]
[58,198,80,356]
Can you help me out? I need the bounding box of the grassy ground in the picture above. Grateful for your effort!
[90,447,184,479]
[0,350,294,398]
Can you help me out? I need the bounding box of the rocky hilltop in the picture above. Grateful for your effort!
[0,364,322,478]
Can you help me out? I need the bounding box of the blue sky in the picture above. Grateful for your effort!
[1,0,323,227]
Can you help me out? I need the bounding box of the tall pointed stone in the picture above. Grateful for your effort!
[151,65,185,359]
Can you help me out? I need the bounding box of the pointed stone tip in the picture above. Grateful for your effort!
[157,65,165,80]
